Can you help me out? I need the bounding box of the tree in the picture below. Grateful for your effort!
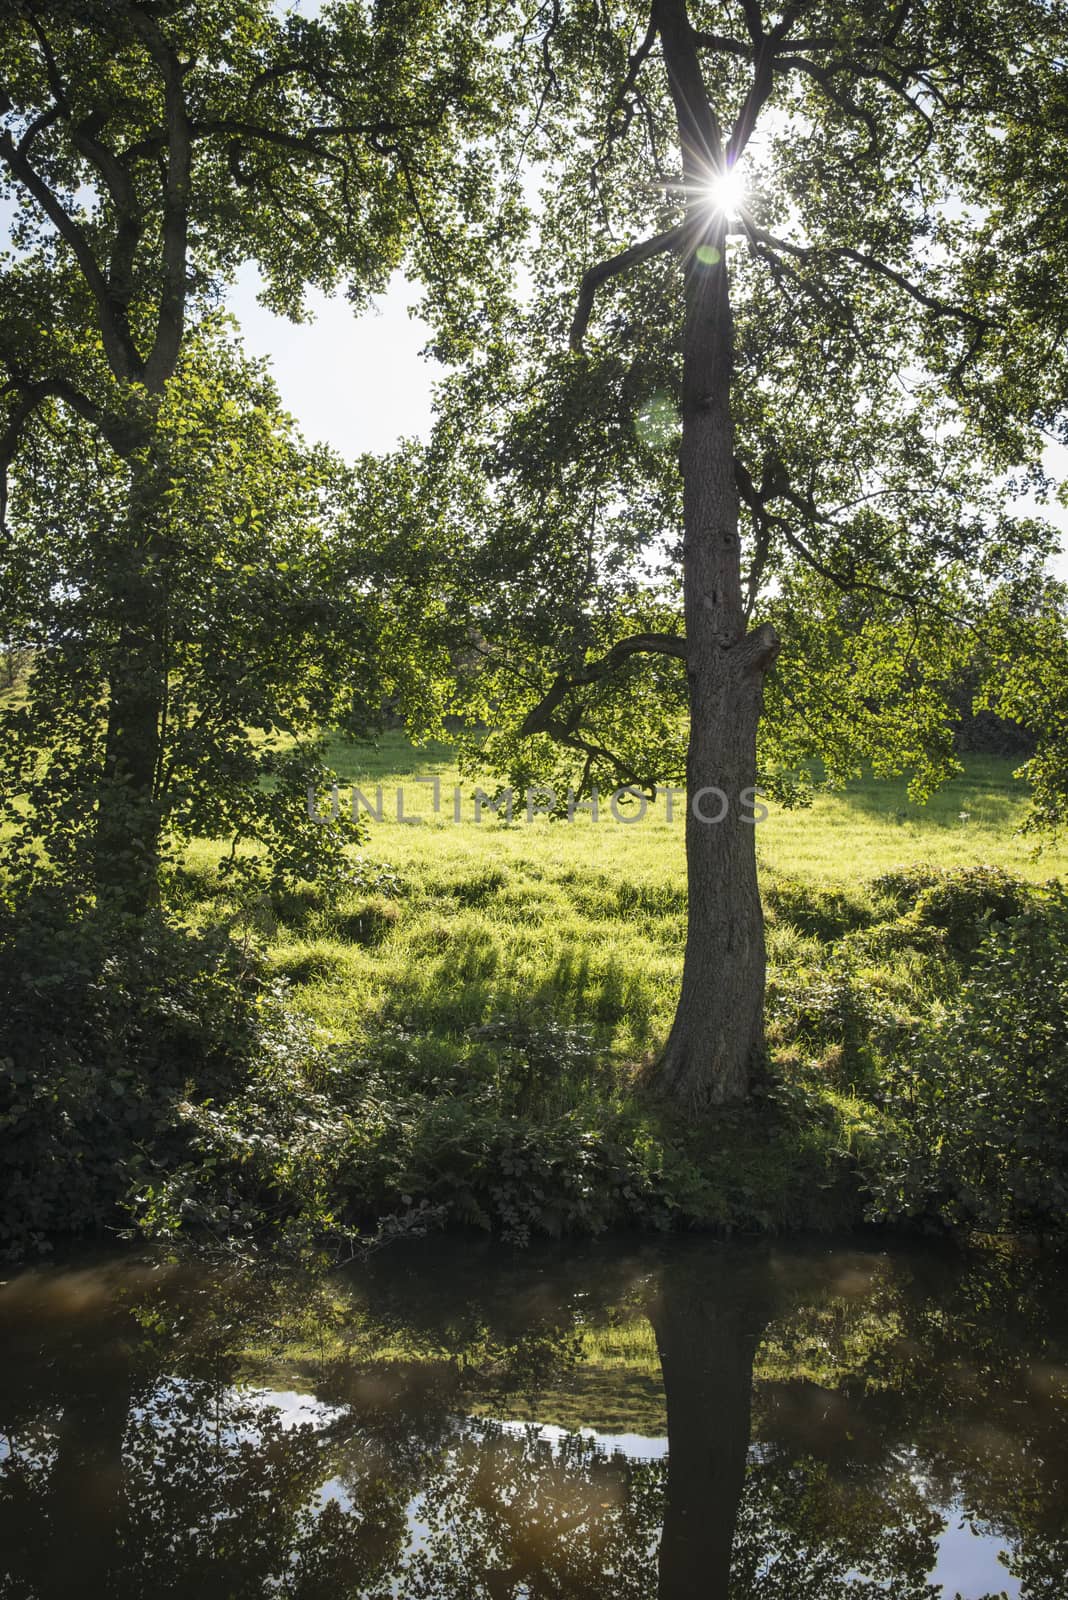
[425,0,1065,1107]
[979,580,1068,836]
[0,324,464,910]
[0,0,491,911]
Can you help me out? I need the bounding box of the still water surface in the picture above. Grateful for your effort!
[0,1236,1065,1597]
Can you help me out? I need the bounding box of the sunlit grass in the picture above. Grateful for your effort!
[195,732,1064,1069]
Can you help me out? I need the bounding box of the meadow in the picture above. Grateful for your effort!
[160,733,1068,1244]
[215,733,1065,1066]
[9,724,1064,1254]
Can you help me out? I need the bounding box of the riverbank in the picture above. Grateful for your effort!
[165,740,1068,1245]
[3,739,1066,1257]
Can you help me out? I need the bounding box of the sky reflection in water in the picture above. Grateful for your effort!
[0,1236,1064,1598]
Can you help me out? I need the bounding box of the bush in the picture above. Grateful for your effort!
[862,886,1068,1233]
[767,967,893,1060]
[129,1013,361,1250]
[0,894,266,1255]
[872,864,1033,957]
[340,1091,668,1245]
[765,876,876,940]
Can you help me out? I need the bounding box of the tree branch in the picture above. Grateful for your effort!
[0,126,143,380]
[16,104,61,157]
[734,452,970,625]
[657,0,724,176]
[570,224,685,351]
[605,13,659,133]
[727,36,776,165]
[124,4,192,392]
[0,375,103,527]
[745,224,987,328]
[520,632,688,736]
[775,55,881,158]
[193,113,448,154]
[690,32,751,59]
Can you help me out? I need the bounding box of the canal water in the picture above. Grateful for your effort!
[0,1236,1065,1597]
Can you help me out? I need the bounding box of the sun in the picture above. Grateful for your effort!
[704,164,746,216]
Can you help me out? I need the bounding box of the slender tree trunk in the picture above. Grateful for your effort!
[94,448,167,915]
[649,0,779,1109]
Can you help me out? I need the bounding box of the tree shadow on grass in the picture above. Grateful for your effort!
[377,926,657,1055]
[821,762,1024,832]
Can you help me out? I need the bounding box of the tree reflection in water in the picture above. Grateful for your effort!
[0,1240,1065,1599]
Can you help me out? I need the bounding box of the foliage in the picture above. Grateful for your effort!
[402,0,1068,1102]
[0,893,265,1255]
[151,744,1068,1252]
[976,580,1068,834]
[862,887,1068,1233]
[0,0,501,909]
[0,325,472,909]
[871,862,1036,957]
[415,0,1066,808]
[5,725,1068,1257]
[2,335,333,897]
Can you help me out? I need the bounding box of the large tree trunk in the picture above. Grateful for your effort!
[649,0,779,1108]
[649,1259,770,1600]
[94,450,167,916]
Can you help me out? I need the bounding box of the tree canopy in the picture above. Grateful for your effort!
[0,0,500,909]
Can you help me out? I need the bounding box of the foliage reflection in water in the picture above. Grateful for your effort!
[0,1238,1065,1598]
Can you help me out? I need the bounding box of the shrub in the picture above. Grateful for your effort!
[130,1013,359,1250]
[870,863,946,905]
[765,876,876,940]
[862,886,1068,1233]
[0,894,266,1255]
[767,968,892,1059]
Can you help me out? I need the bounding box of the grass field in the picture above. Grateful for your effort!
[168,733,1068,1238]
[202,732,1064,1066]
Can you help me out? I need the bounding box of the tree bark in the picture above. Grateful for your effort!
[94,448,167,916]
[648,0,779,1108]
[649,1260,769,1600]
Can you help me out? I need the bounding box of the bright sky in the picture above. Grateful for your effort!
[227,264,436,457]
